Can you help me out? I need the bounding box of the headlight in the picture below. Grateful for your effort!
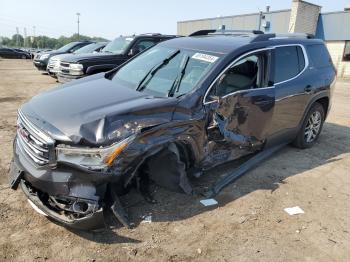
[56,135,135,170]
[68,63,84,75]
[69,63,83,70]
[40,54,49,60]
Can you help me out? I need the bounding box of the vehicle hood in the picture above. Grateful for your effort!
[35,51,66,60]
[61,52,121,63]
[49,53,74,61]
[21,73,177,146]
[45,50,66,56]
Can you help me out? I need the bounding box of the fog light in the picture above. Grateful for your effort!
[72,201,90,214]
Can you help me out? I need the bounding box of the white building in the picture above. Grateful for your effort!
[177,0,350,78]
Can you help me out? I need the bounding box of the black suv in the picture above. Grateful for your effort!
[9,30,336,230]
[33,41,92,71]
[56,33,177,83]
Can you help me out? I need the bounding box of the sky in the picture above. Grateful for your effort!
[0,0,349,40]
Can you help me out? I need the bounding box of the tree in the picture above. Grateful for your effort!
[0,33,109,49]
[11,34,24,47]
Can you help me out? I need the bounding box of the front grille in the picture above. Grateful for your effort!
[60,62,70,68]
[59,62,70,75]
[16,110,55,166]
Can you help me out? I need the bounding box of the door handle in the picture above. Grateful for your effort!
[304,85,312,93]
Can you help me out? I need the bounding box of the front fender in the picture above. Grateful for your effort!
[111,120,205,184]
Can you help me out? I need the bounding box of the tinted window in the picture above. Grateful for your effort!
[134,40,157,52]
[70,43,87,52]
[57,42,80,52]
[344,41,350,61]
[274,46,305,83]
[307,44,332,68]
[73,43,103,54]
[102,37,133,54]
[208,52,269,100]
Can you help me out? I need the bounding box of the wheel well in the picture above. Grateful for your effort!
[315,97,329,116]
[174,142,195,169]
[125,142,195,188]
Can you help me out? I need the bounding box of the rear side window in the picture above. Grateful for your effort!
[273,46,305,83]
[344,41,350,61]
[307,44,332,68]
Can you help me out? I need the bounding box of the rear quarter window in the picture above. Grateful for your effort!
[273,46,305,83]
[306,44,333,68]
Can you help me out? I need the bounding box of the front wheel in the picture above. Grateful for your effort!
[293,102,325,149]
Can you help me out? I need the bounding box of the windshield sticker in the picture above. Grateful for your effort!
[192,53,219,63]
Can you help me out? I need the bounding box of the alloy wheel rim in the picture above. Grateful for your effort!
[304,111,322,143]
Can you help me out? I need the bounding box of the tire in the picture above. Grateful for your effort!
[293,102,325,149]
[21,55,27,59]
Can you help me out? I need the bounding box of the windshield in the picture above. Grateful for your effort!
[102,37,133,54]
[112,46,221,97]
[57,42,78,52]
[74,43,101,54]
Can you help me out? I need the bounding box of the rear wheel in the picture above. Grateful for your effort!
[293,102,325,149]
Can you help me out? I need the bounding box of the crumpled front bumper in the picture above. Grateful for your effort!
[20,179,105,230]
[9,138,111,230]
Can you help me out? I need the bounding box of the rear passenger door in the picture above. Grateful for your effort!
[205,49,275,161]
[266,45,310,146]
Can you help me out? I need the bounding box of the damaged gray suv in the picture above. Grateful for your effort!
[9,29,336,230]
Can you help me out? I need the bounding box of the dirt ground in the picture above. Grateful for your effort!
[0,58,350,262]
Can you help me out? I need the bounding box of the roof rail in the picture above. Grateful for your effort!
[189,29,264,37]
[140,33,162,36]
[251,33,315,43]
[274,33,314,39]
[189,30,217,36]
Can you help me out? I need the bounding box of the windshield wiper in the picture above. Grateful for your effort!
[168,55,190,97]
[136,50,180,92]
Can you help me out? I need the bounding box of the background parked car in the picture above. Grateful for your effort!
[33,41,92,72]
[57,33,177,83]
[0,48,30,59]
[46,42,108,77]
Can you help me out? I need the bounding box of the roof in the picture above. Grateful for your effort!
[134,34,178,39]
[160,35,254,54]
[160,33,323,55]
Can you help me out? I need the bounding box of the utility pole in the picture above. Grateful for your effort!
[16,27,19,47]
[32,26,36,48]
[24,27,27,48]
[76,12,80,40]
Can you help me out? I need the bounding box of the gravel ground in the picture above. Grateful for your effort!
[0,59,350,262]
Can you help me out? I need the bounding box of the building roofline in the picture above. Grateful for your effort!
[294,0,322,8]
[177,9,291,24]
[321,10,350,15]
